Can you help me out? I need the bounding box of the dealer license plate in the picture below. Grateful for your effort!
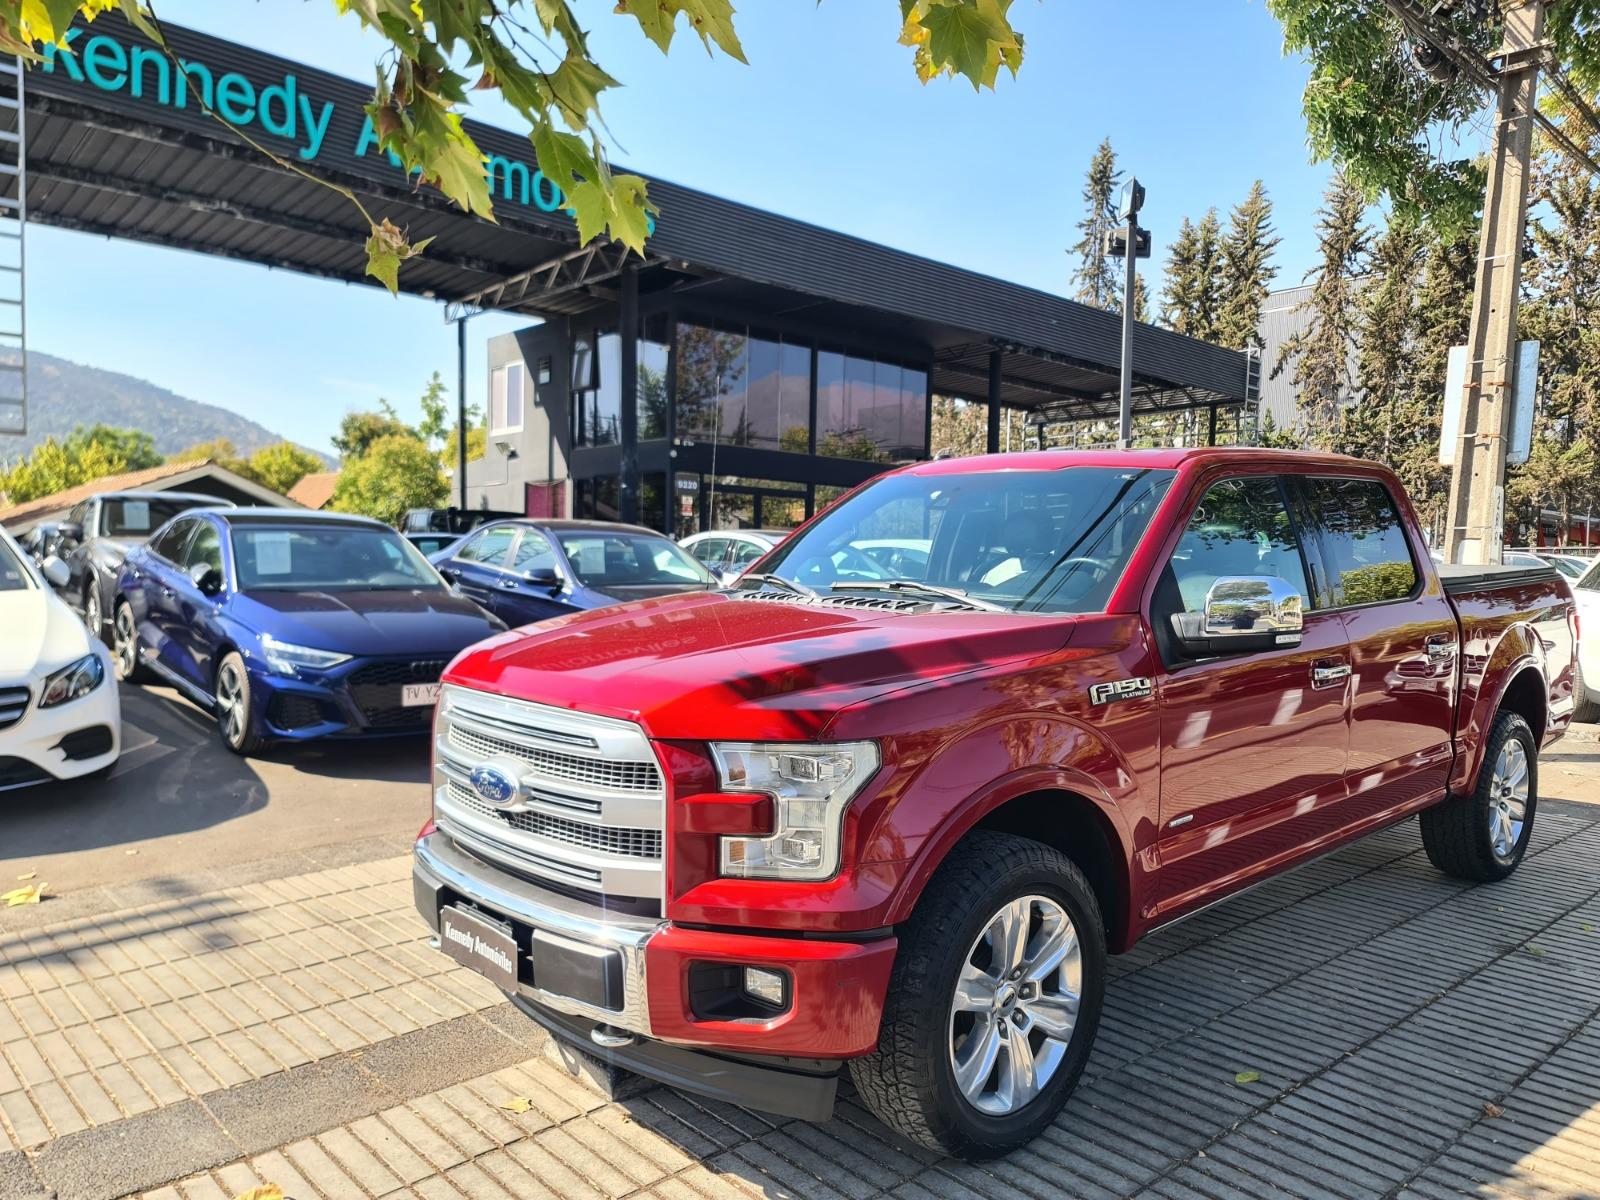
[438,905,520,992]
[402,682,441,707]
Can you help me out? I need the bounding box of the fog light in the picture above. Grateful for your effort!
[743,966,787,1009]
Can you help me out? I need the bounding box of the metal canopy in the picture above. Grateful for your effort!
[24,15,1255,423]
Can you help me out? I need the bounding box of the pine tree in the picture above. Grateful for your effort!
[1214,181,1282,351]
[1340,213,1423,463]
[1161,218,1204,335]
[1068,138,1122,310]
[1272,174,1371,450]
[1192,209,1225,340]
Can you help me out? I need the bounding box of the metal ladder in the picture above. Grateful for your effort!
[0,55,26,437]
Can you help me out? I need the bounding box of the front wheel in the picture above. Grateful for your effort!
[214,651,264,756]
[84,585,104,645]
[1574,661,1599,724]
[1420,710,1537,881]
[849,831,1105,1159]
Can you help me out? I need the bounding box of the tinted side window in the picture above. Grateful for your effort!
[1306,478,1418,606]
[456,525,517,566]
[1169,476,1310,613]
[152,519,196,563]
[730,539,767,567]
[182,523,223,575]
[688,538,729,567]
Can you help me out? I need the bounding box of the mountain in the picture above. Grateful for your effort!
[0,351,333,466]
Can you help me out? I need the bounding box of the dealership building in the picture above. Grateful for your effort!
[16,15,1258,535]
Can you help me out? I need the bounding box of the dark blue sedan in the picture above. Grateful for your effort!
[112,508,505,755]
[431,519,718,627]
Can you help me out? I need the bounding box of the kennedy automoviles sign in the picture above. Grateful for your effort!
[40,23,653,232]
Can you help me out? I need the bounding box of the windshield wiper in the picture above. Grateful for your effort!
[737,573,820,597]
[830,580,1008,612]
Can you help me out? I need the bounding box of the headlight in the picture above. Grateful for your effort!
[712,741,880,881]
[38,653,105,708]
[260,634,351,676]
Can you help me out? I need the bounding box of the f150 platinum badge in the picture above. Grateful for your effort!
[1089,677,1153,706]
[468,763,522,808]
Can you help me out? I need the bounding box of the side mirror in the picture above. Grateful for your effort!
[1173,575,1304,657]
[189,562,224,597]
[524,566,561,589]
[40,555,69,588]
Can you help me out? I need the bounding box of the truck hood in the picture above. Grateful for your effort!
[446,592,1076,740]
[233,587,504,657]
[0,588,93,678]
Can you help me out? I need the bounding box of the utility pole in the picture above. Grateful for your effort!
[1436,0,1544,564]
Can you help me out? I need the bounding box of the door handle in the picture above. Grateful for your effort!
[159,586,174,599]
[497,578,519,590]
[1312,662,1351,688]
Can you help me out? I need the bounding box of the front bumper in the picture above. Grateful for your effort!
[0,661,120,789]
[413,831,897,1117]
[249,654,450,742]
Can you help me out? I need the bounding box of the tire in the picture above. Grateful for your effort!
[1420,710,1538,882]
[1574,661,1600,724]
[111,601,151,684]
[83,584,105,645]
[214,651,265,756]
[849,831,1105,1159]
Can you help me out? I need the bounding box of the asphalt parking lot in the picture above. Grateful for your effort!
[1,697,1599,1200]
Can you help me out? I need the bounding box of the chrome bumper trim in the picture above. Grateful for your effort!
[415,831,661,1036]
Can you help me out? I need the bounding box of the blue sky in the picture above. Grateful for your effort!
[28,1,1344,455]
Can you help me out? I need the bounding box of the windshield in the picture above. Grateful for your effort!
[1546,556,1586,580]
[1578,557,1600,592]
[101,497,214,538]
[555,531,715,587]
[0,538,30,591]
[758,466,1177,613]
[231,525,444,591]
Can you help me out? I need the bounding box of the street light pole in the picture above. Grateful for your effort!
[1107,178,1149,450]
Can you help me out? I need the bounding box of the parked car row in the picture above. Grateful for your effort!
[3,502,727,781]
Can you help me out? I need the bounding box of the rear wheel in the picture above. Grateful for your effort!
[1574,662,1600,724]
[1421,710,1537,882]
[215,651,264,756]
[849,831,1105,1159]
[111,602,151,684]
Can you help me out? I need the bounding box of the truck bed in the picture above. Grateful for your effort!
[1436,562,1562,596]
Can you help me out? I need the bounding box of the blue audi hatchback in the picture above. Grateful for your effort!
[112,508,505,755]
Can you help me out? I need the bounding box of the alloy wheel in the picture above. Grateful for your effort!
[85,589,101,640]
[216,660,246,747]
[113,607,138,678]
[1488,737,1530,860]
[947,894,1082,1117]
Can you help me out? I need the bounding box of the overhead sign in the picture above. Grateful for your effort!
[38,21,653,234]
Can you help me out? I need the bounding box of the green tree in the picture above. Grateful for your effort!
[1,436,127,503]
[1340,213,1424,464]
[330,434,448,526]
[1161,217,1205,335]
[6,3,1030,289]
[1272,175,1371,450]
[333,402,415,462]
[172,437,248,472]
[1068,138,1123,310]
[1264,1,1600,230]
[1214,181,1281,351]
[246,442,325,495]
[414,370,486,468]
[63,424,162,471]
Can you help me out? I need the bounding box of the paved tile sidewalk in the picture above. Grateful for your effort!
[70,804,1600,1200]
[0,857,505,1152]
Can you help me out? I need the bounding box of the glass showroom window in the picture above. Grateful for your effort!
[817,351,929,463]
[490,362,525,434]
[574,334,622,447]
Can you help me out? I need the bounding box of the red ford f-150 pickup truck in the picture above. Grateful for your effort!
[414,448,1576,1158]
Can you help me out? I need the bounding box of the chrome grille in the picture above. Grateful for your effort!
[448,722,662,793]
[433,685,665,901]
[0,686,28,732]
[446,780,662,859]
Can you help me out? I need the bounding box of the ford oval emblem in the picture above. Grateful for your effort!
[469,764,520,809]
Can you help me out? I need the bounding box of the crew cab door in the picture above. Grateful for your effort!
[1150,472,1352,918]
[1292,474,1457,815]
